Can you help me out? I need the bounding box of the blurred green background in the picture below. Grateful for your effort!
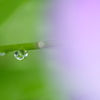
[0,0,58,100]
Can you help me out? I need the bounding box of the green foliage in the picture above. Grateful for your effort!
[0,0,28,25]
[0,0,59,100]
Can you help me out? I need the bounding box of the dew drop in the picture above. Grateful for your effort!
[38,41,45,48]
[14,50,28,60]
[0,52,6,56]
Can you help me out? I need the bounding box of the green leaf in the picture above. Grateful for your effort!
[0,0,28,25]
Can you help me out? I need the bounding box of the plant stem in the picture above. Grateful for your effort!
[0,41,44,52]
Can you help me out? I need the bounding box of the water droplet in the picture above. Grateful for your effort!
[38,41,45,48]
[14,50,28,60]
[0,52,6,56]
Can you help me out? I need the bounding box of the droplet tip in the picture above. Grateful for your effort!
[38,41,45,49]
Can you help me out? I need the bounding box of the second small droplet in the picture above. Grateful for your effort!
[0,52,6,56]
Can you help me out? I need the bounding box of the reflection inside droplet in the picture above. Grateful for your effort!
[14,50,28,60]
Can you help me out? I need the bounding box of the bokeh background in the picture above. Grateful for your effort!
[0,0,60,100]
[48,0,100,100]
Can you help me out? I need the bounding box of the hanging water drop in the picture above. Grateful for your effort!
[14,50,28,60]
[0,52,6,56]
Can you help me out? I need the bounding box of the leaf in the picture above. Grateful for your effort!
[0,0,28,25]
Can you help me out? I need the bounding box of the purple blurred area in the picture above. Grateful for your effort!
[47,0,100,100]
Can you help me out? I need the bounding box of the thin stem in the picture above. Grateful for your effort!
[0,41,45,52]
